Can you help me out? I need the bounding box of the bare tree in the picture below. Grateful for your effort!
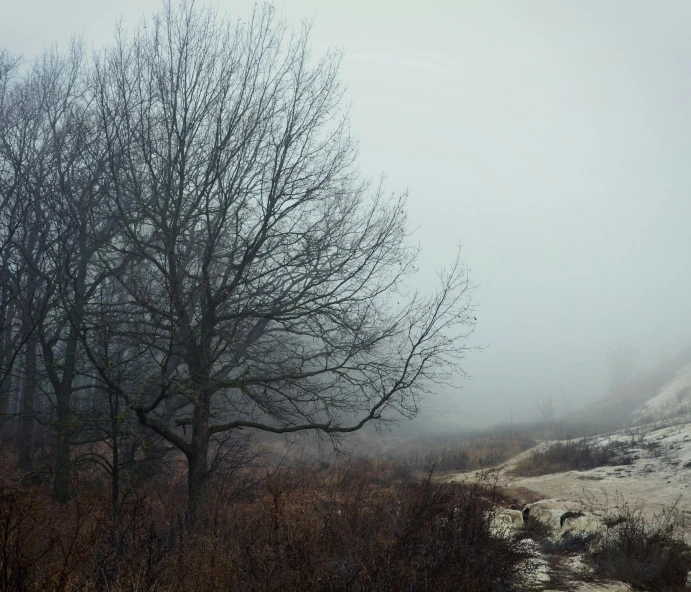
[0,53,51,466]
[0,42,113,498]
[29,42,113,502]
[81,1,476,519]
[0,50,31,427]
[607,347,638,398]
[537,392,555,425]
[75,277,167,517]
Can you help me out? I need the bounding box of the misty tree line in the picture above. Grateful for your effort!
[0,1,474,520]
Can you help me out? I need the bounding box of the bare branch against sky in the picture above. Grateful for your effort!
[2,1,691,428]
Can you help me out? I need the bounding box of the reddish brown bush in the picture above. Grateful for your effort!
[0,460,529,591]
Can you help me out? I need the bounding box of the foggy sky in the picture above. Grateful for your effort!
[4,0,691,428]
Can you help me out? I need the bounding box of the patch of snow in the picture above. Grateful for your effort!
[516,538,551,586]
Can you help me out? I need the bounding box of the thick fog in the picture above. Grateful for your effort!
[4,0,691,428]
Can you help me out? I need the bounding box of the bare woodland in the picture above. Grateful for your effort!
[0,2,475,520]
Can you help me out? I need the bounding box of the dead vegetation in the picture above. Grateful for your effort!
[0,457,531,592]
[4,427,691,591]
[583,493,691,591]
[377,432,536,473]
[510,438,633,477]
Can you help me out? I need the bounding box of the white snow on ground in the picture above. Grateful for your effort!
[449,422,691,524]
[443,362,691,589]
[542,585,631,592]
[516,538,551,588]
[510,424,691,528]
[447,416,691,588]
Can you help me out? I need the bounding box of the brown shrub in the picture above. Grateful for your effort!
[510,438,632,477]
[379,433,536,473]
[586,499,691,591]
[0,460,529,591]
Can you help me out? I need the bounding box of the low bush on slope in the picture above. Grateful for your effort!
[510,438,632,477]
[586,495,691,591]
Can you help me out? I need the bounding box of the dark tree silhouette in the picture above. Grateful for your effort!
[0,1,476,520]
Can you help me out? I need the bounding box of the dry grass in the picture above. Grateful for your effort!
[584,494,691,591]
[377,432,536,473]
[509,438,633,477]
[0,458,530,592]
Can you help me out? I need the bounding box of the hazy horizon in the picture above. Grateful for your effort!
[4,0,691,429]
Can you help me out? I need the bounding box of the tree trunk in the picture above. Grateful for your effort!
[111,440,119,517]
[49,244,89,501]
[0,371,12,434]
[17,334,37,471]
[110,388,120,518]
[0,258,15,426]
[0,319,13,422]
[44,318,82,502]
[52,398,72,502]
[187,442,210,522]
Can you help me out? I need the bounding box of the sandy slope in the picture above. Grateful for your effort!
[510,424,691,525]
[452,362,691,523]
[448,424,691,517]
[445,365,691,590]
[516,361,691,525]
[448,428,691,591]
[636,361,691,421]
